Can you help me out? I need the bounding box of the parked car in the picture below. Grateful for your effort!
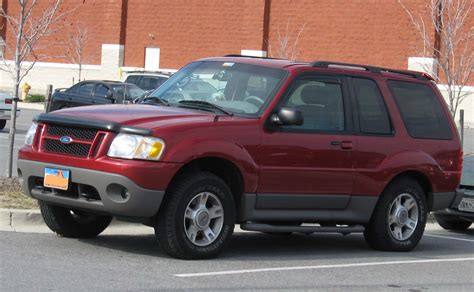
[18,56,463,260]
[123,71,172,92]
[434,154,473,230]
[0,91,15,130]
[49,80,145,111]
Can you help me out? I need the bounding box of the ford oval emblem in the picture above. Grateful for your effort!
[60,136,73,144]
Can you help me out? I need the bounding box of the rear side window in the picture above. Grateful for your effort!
[388,80,452,139]
[141,77,159,91]
[353,78,391,135]
[125,75,140,85]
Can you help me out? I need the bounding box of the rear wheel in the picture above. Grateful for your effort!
[364,178,427,251]
[155,172,235,259]
[39,201,112,238]
[0,120,6,130]
[435,214,472,230]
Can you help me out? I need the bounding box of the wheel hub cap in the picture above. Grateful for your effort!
[388,193,419,241]
[396,208,409,225]
[184,192,224,247]
[195,209,211,229]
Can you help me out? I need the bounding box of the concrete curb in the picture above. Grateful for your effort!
[0,208,153,234]
[17,102,45,111]
[0,208,438,234]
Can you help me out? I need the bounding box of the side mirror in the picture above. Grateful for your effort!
[271,107,304,126]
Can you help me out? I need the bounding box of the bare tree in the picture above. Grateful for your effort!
[268,20,306,61]
[64,21,96,82]
[0,0,70,177]
[399,0,473,118]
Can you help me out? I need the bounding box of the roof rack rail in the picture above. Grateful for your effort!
[311,61,432,81]
[223,54,284,60]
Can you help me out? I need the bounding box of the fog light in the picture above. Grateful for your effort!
[120,188,129,199]
[106,183,130,203]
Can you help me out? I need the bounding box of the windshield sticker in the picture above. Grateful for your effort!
[222,62,235,67]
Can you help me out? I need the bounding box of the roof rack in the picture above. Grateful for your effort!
[223,54,285,60]
[311,61,433,81]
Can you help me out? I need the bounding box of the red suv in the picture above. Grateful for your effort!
[18,57,464,259]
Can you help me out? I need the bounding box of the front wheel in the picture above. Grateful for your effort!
[0,120,6,130]
[39,201,112,238]
[155,172,235,259]
[364,178,427,252]
[435,214,472,230]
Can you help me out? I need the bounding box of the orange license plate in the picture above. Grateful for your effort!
[44,167,70,190]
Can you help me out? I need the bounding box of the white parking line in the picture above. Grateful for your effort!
[425,234,474,243]
[174,257,474,278]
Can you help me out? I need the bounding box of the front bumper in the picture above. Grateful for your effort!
[18,159,165,219]
[435,188,474,221]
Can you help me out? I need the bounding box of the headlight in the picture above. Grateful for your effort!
[107,133,165,161]
[24,123,38,146]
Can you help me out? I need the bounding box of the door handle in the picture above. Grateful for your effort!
[330,141,353,149]
[341,141,353,149]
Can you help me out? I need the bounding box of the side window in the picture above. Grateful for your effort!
[94,84,109,98]
[157,77,168,87]
[77,83,94,96]
[282,79,345,132]
[68,84,80,94]
[125,75,140,86]
[353,78,392,135]
[388,80,452,139]
[141,77,159,91]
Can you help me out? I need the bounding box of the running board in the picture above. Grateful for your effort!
[240,223,365,234]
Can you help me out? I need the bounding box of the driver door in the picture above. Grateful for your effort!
[257,75,356,209]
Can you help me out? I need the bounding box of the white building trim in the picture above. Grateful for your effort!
[241,49,267,57]
[2,59,101,70]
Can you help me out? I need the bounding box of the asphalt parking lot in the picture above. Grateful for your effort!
[0,107,42,177]
[1,224,473,291]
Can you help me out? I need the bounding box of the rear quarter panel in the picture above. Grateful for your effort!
[355,77,462,196]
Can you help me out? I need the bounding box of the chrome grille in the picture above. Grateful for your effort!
[47,125,97,141]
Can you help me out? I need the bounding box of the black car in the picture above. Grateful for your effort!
[49,80,145,112]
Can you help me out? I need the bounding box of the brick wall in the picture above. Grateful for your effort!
[2,0,125,65]
[1,0,472,79]
[267,0,432,69]
[0,0,6,42]
[122,0,266,69]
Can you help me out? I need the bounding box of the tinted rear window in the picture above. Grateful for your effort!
[353,78,392,135]
[388,80,452,139]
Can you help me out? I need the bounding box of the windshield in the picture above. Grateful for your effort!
[147,61,287,116]
[111,84,145,100]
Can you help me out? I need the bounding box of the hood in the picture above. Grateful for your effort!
[48,104,214,129]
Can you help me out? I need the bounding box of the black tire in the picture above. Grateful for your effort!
[0,120,6,130]
[364,178,427,252]
[39,201,112,238]
[435,214,472,230]
[155,171,235,260]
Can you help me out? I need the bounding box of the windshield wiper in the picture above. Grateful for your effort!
[178,100,233,116]
[142,96,169,106]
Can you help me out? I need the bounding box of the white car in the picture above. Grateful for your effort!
[0,91,15,130]
[123,71,173,92]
